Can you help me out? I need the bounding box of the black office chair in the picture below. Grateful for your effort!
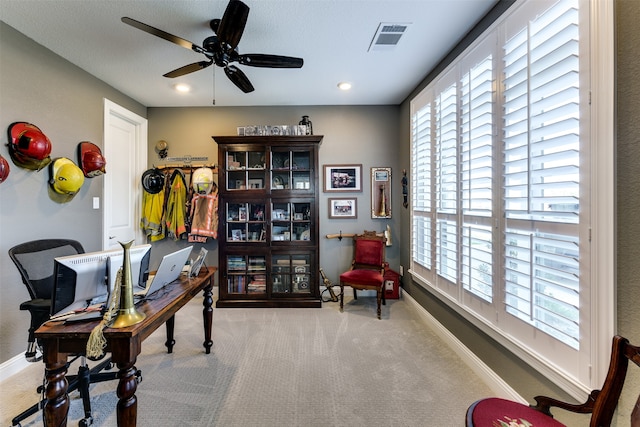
[8,239,120,427]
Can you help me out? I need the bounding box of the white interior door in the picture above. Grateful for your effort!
[103,99,148,250]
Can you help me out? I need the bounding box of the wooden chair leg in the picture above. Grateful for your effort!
[353,289,358,300]
[339,284,344,312]
[376,289,382,319]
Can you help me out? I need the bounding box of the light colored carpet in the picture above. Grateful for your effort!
[1,293,492,426]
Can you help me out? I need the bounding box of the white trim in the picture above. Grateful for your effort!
[403,291,526,403]
[102,98,148,249]
[0,353,31,382]
[588,0,616,388]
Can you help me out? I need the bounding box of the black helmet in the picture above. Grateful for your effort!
[141,168,165,194]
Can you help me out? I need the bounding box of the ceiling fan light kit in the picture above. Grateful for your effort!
[122,0,303,94]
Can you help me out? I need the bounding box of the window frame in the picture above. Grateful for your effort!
[408,0,615,399]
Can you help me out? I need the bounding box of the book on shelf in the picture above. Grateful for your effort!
[248,271,267,293]
[249,274,266,286]
[228,256,247,270]
[229,275,245,293]
[248,257,266,271]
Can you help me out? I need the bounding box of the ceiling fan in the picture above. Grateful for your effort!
[122,0,303,93]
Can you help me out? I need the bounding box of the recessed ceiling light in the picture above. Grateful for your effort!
[337,82,352,91]
[174,83,191,93]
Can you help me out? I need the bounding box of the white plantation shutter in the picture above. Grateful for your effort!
[503,0,580,349]
[411,100,432,271]
[435,82,458,284]
[461,55,494,301]
[409,0,607,393]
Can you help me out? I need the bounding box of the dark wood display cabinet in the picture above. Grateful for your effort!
[213,135,323,308]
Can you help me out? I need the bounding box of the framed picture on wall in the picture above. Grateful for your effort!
[328,198,357,219]
[323,164,362,192]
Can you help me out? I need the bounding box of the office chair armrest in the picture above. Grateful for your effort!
[19,298,51,312]
[532,390,598,417]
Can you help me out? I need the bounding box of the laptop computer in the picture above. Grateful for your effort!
[135,246,192,298]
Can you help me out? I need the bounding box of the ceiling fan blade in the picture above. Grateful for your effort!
[122,17,208,56]
[216,0,250,49]
[237,54,304,68]
[164,61,213,78]
[224,65,254,93]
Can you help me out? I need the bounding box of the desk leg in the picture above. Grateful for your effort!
[116,359,139,427]
[202,279,213,354]
[165,315,175,353]
[42,351,70,427]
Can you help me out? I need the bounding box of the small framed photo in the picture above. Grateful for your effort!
[323,164,362,192]
[329,198,357,219]
[248,178,263,189]
[371,167,392,219]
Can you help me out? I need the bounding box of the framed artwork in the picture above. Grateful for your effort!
[371,167,391,219]
[323,164,362,192]
[248,178,263,189]
[328,198,357,219]
[231,229,243,241]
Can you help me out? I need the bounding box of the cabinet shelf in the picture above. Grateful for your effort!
[214,135,323,308]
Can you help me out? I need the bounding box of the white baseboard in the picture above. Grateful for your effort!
[403,292,527,403]
[0,352,32,382]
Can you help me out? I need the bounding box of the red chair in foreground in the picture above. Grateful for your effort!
[466,335,640,426]
[339,230,387,319]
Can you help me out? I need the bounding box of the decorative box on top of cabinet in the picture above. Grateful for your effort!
[213,135,323,308]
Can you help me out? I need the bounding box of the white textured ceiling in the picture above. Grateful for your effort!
[0,0,497,107]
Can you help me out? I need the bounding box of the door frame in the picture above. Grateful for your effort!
[102,98,148,250]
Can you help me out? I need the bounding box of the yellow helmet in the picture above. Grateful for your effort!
[50,157,84,195]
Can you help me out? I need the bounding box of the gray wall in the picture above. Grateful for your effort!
[0,22,147,362]
[614,0,640,422]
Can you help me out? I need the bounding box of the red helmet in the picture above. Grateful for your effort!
[77,141,106,177]
[0,154,10,183]
[7,122,52,170]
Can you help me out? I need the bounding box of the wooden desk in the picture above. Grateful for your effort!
[35,266,216,427]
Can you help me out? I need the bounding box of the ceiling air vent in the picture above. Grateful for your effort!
[368,22,411,52]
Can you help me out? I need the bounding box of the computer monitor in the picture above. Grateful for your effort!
[51,244,151,318]
[106,246,151,292]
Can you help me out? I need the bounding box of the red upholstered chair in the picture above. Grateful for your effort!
[466,335,640,427]
[339,230,387,319]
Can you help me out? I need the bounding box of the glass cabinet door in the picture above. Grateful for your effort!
[226,255,267,295]
[271,254,312,294]
[226,202,266,242]
[271,149,311,192]
[270,201,312,242]
[226,149,266,191]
